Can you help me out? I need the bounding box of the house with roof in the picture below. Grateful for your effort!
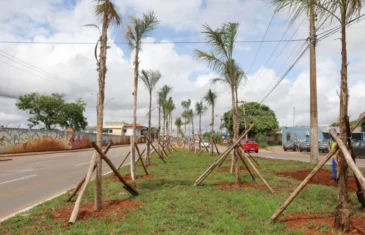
[123,123,147,137]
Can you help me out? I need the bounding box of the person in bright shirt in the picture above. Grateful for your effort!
[329,129,339,182]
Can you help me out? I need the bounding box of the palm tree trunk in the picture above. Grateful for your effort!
[146,93,152,165]
[158,106,161,154]
[210,105,214,156]
[334,18,351,231]
[231,84,240,183]
[199,114,202,151]
[163,114,166,150]
[94,0,109,210]
[191,115,195,150]
[131,44,140,181]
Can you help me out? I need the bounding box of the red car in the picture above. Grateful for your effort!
[241,140,259,153]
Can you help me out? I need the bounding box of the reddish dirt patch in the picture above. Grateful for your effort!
[277,169,359,192]
[51,200,141,224]
[217,166,248,173]
[109,174,154,182]
[282,213,365,235]
[213,181,266,190]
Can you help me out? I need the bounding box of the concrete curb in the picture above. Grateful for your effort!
[0,144,131,158]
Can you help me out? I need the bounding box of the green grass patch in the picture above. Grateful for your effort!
[1,151,364,234]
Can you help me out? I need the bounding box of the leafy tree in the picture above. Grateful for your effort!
[203,89,217,156]
[125,11,158,180]
[223,102,279,146]
[140,69,161,165]
[16,93,88,131]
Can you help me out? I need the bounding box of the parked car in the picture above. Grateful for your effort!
[353,140,365,158]
[201,140,210,148]
[318,140,330,153]
[299,140,310,152]
[283,140,298,151]
[241,140,259,153]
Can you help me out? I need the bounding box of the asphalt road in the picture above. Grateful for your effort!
[0,144,141,222]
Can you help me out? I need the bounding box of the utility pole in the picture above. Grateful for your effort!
[309,0,319,163]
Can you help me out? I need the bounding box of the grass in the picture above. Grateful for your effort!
[1,150,365,234]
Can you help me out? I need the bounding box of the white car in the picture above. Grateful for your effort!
[201,140,210,148]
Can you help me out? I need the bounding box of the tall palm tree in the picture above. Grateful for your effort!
[273,0,364,230]
[140,69,161,165]
[158,85,172,150]
[187,109,195,147]
[92,0,121,211]
[175,117,183,139]
[203,89,217,156]
[164,97,175,145]
[195,23,241,182]
[181,99,191,137]
[195,101,207,150]
[125,11,158,180]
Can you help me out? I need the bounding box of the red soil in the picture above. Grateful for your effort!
[282,212,365,235]
[277,169,359,192]
[213,181,266,190]
[52,200,141,224]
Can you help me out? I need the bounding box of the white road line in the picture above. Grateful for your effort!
[0,174,37,185]
[18,169,34,173]
[26,160,52,165]
[74,162,90,167]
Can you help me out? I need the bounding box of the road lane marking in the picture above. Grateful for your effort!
[74,162,90,167]
[0,174,37,185]
[18,169,34,173]
[26,160,53,165]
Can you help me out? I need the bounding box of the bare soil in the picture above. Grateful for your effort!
[51,200,141,224]
[282,212,365,235]
[213,181,266,190]
[277,169,359,192]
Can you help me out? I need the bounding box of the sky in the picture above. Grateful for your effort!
[0,0,365,133]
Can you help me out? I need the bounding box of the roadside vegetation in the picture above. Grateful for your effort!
[1,151,365,234]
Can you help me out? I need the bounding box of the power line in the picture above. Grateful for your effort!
[0,39,306,45]
[247,12,276,74]
[259,44,309,104]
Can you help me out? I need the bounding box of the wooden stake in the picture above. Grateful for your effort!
[69,152,97,224]
[146,137,166,163]
[237,148,255,181]
[135,144,148,176]
[213,139,220,155]
[117,151,130,170]
[246,151,260,168]
[91,143,138,196]
[330,130,365,192]
[241,150,274,194]
[66,144,112,202]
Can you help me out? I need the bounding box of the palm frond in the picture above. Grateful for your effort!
[203,89,217,106]
[195,101,207,115]
[94,0,121,26]
[139,69,161,94]
[201,24,229,60]
[194,50,226,74]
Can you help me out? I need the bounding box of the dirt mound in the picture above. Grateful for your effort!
[277,169,359,192]
[282,212,365,235]
[109,174,154,182]
[52,200,141,223]
[213,181,266,190]
[217,166,248,173]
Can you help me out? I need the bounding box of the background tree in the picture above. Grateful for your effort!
[203,89,217,156]
[140,69,161,165]
[158,85,172,150]
[125,11,158,180]
[223,102,279,148]
[195,101,207,150]
[187,109,195,146]
[181,99,191,137]
[16,93,88,131]
[175,117,184,138]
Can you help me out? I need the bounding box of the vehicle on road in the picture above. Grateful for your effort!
[353,140,365,158]
[318,140,330,153]
[283,140,298,151]
[201,140,210,148]
[241,140,259,153]
[299,140,310,152]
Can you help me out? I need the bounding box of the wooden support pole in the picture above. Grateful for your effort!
[194,125,254,186]
[213,139,220,155]
[246,150,260,168]
[199,135,209,152]
[268,112,365,223]
[146,137,166,163]
[117,151,130,170]
[66,144,112,202]
[69,152,97,224]
[91,143,138,196]
[330,130,365,192]
[241,150,274,194]
[135,144,148,176]
[237,148,255,181]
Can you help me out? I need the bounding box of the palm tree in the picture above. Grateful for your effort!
[140,69,161,165]
[91,0,121,211]
[272,0,364,230]
[195,23,241,182]
[158,85,172,151]
[181,99,191,137]
[203,89,217,156]
[175,117,183,139]
[164,97,175,145]
[187,109,195,148]
[195,101,207,150]
[125,11,158,180]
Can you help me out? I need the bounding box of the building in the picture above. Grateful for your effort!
[123,123,147,137]
[83,120,128,136]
